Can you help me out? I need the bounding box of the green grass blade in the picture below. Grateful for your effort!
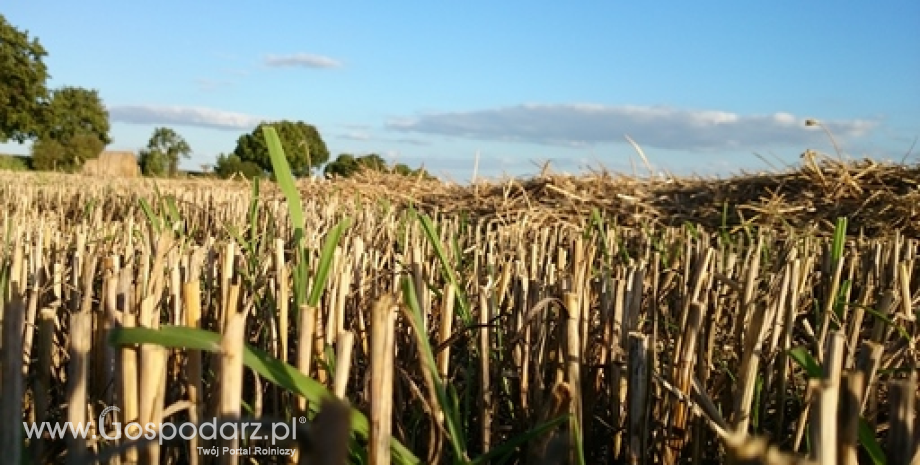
[138,198,161,234]
[832,217,847,264]
[589,208,612,267]
[860,303,912,342]
[263,126,304,238]
[788,346,823,378]
[858,417,886,465]
[414,211,471,325]
[471,414,569,464]
[0,255,9,307]
[307,217,351,307]
[262,125,308,309]
[164,194,181,229]
[400,275,468,463]
[572,418,585,465]
[248,176,261,251]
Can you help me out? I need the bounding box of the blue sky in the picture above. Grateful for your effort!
[2,1,918,181]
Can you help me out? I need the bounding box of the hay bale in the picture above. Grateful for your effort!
[82,151,140,178]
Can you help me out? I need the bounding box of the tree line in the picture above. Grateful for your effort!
[0,14,431,180]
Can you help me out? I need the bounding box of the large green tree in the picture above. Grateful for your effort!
[138,127,191,177]
[233,121,329,177]
[31,86,111,171]
[42,86,111,145]
[0,14,50,143]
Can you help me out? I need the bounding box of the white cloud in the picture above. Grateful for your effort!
[394,137,429,146]
[264,53,343,69]
[385,103,878,151]
[108,105,266,131]
[333,127,431,146]
[338,131,371,141]
[339,123,371,131]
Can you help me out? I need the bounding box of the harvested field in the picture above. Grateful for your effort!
[0,154,918,464]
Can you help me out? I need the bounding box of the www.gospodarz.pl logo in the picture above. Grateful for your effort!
[24,406,305,448]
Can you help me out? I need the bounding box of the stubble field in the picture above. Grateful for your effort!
[1,151,918,464]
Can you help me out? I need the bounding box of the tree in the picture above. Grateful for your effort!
[323,153,386,178]
[357,153,386,170]
[0,14,51,143]
[138,149,167,177]
[31,132,104,172]
[138,127,191,177]
[42,86,111,145]
[323,154,358,178]
[214,153,264,179]
[233,121,329,177]
[30,86,111,172]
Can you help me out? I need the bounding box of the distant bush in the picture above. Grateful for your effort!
[31,133,104,172]
[393,162,434,179]
[0,154,31,171]
[214,153,265,179]
[324,153,434,180]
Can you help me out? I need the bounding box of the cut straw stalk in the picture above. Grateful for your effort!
[667,301,702,464]
[183,280,203,465]
[809,379,839,465]
[774,259,800,437]
[626,331,649,465]
[98,268,119,411]
[218,310,247,465]
[734,236,762,352]
[515,272,532,415]
[370,296,396,465]
[855,341,883,416]
[837,372,864,465]
[313,304,329,385]
[436,283,455,381]
[22,231,42,380]
[479,288,493,453]
[564,291,582,457]
[138,295,168,465]
[333,330,354,399]
[611,277,627,456]
[220,241,235,333]
[120,312,139,463]
[296,304,318,414]
[274,238,289,361]
[887,375,917,465]
[1,293,25,465]
[138,346,168,465]
[732,296,775,433]
[66,310,92,465]
[32,308,55,463]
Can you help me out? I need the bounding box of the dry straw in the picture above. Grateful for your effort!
[0,155,917,464]
[81,151,141,178]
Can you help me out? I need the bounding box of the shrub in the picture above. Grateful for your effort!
[214,153,264,179]
[0,154,30,171]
